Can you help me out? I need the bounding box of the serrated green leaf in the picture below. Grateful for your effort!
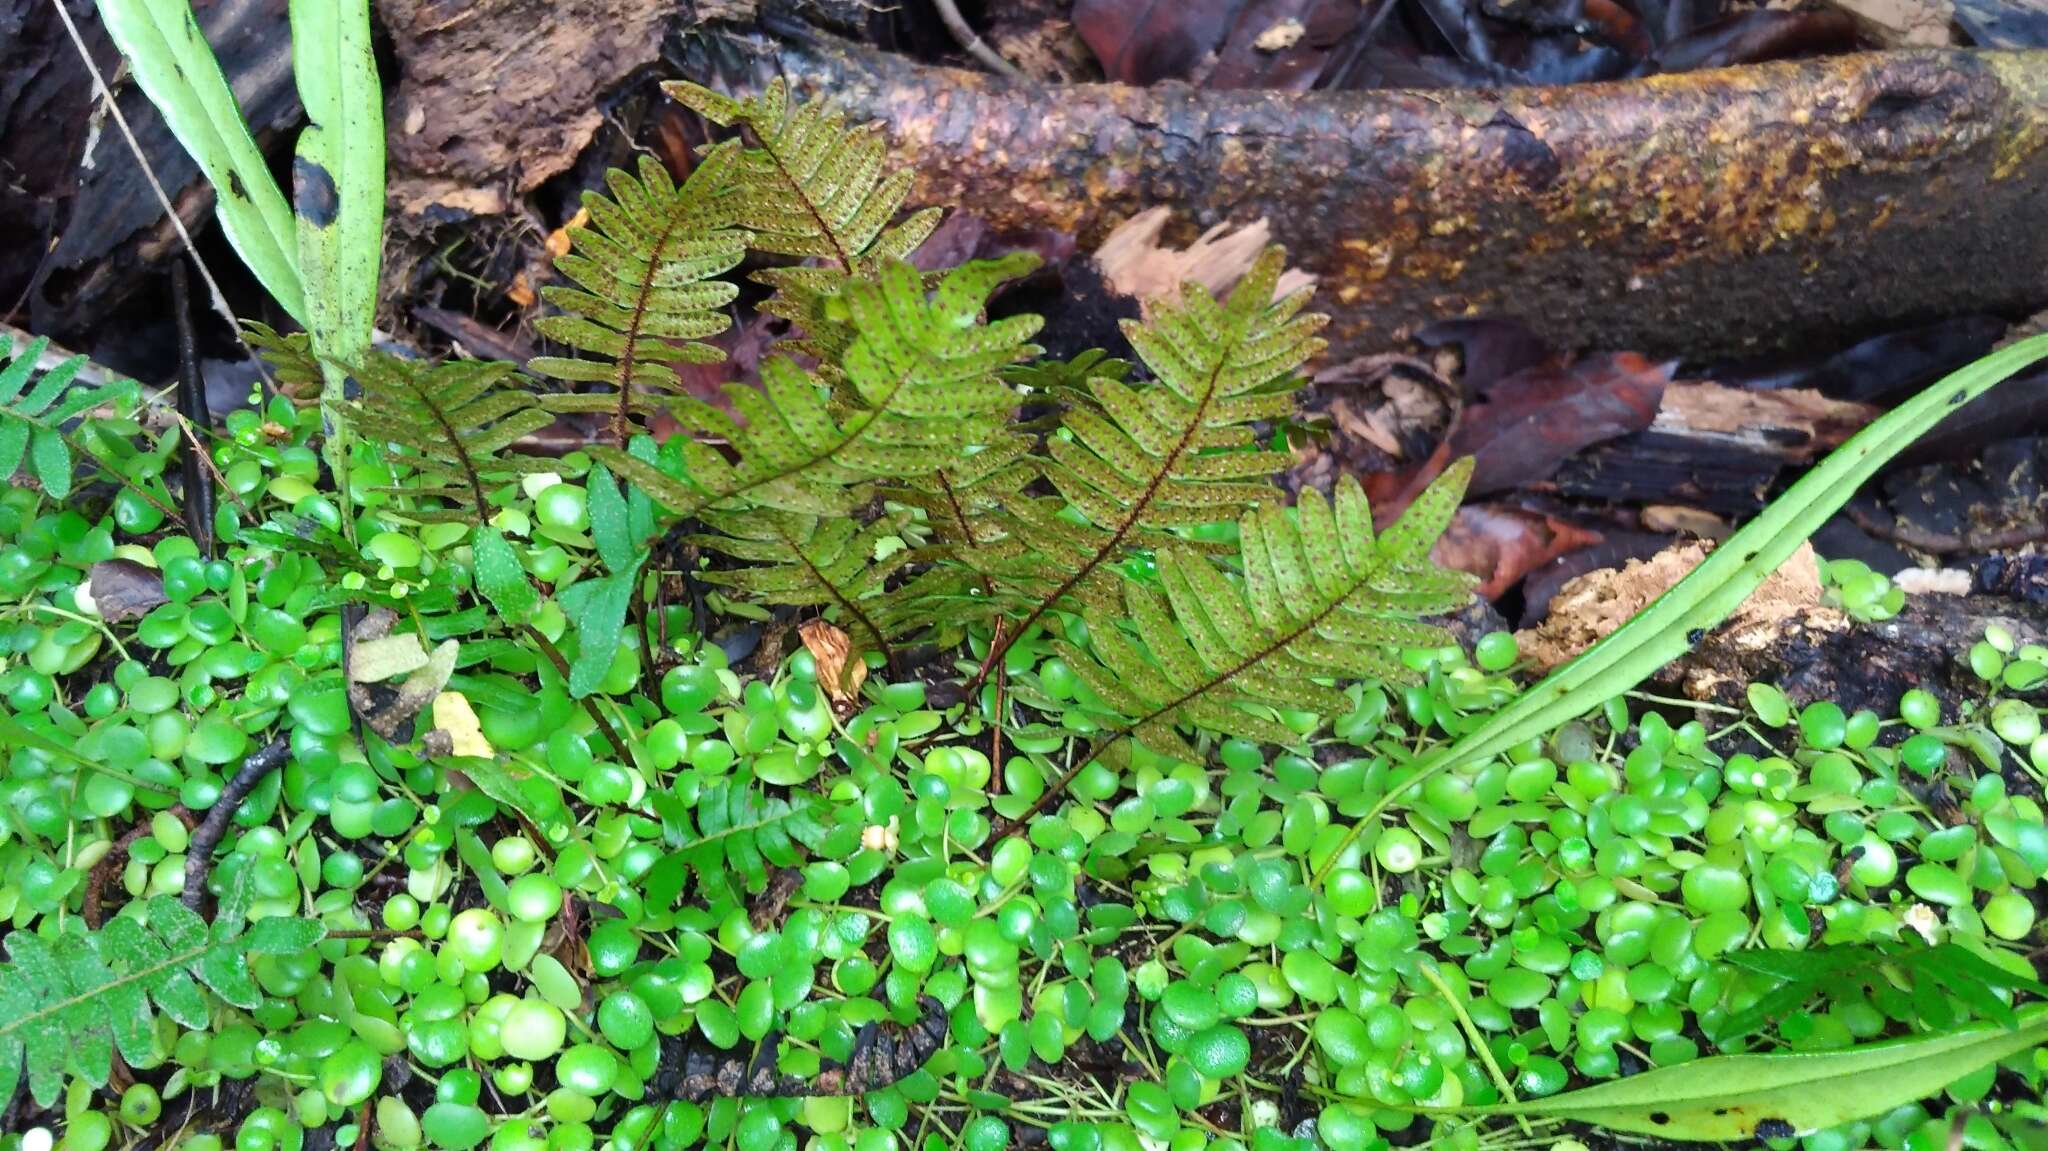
[587,465,636,573]
[560,566,640,697]
[472,526,538,626]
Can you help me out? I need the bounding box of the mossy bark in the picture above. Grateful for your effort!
[691,35,2048,359]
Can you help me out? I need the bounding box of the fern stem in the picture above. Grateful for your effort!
[182,736,290,910]
[525,625,640,770]
[965,339,1235,697]
[171,260,218,557]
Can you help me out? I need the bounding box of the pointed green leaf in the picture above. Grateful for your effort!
[472,526,538,626]
[1482,1006,2048,1140]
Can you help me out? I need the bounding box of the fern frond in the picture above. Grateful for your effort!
[986,247,1326,662]
[527,149,748,444]
[0,887,324,1106]
[1057,462,1476,763]
[0,337,138,500]
[693,509,914,659]
[347,353,558,521]
[242,322,326,403]
[592,254,1042,521]
[644,779,829,906]
[666,78,943,361]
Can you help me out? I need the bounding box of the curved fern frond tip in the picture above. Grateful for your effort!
[1055,459,1477,765]
[345,353,559,521]
[528,148,749,445]
[971,245,1330,681]
[663,76,944,361]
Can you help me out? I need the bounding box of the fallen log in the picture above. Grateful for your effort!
[677,30,2048,359]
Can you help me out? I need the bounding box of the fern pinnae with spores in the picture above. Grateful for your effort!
[1007,463,1476,828]
[345,353,557,521]
[527,148,749,446]
[691,508,915,662]
[666,78,943,362]
[590,255,1043,522]
[973,247,1326,681]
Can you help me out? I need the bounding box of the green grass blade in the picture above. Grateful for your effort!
[95,0,304,322]
[1319,333,2048,887]
[1468,1005,2048,1140]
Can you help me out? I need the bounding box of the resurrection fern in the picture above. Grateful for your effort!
[595,255,1042,521]
[347,352,558,520]
[980,248,1328,674]
[241,322,326,403]
[0,888,324,1106]
[691,509,915,661]
[644,779,829,909]
[666,78,943,362]
[1056,463,1477,766]
[527,149,748,445]
[0,336,137,500]
[1717,941,2048,1044]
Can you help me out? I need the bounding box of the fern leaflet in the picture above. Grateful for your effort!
[241,322,327,404]
[1,336,138,500]
[0,881,325,1106]
[692,509,915,662]
[1717,941,2048,1044]
[643,779,830,908]
[1055,462,1475,766]
[528,150,749,445]
[666,78,943,361]
[593,254,1042,521]
[980,248,1327,675]
[347,353,558,520]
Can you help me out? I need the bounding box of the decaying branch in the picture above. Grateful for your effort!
[680,31,2048,359]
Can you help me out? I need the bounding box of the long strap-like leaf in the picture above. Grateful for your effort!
[96,0,304,321]
[1317,333,2048,887]
[1456,1005,2048,1140]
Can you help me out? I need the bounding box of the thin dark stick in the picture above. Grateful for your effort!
[171,261,217,558]
[183,737,291,909]
[932,0,1026,82]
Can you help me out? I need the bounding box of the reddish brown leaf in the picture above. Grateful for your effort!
[1655,9,1861,71]
[1433,505,1603,601]
[1075,0,1253,85]
[1448,352,1674,497]
[1209,0,1363,90]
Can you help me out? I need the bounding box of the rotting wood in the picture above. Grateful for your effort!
[1554,383,1883,510]
[676,30,2048,359]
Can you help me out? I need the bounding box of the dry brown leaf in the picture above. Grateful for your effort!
[1641,505,1731,539]
[432,691,495,758]
[1432,505,1602,601]
[505,270,536,309]
[798,619,869,705]
[1095,207,1318,312]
